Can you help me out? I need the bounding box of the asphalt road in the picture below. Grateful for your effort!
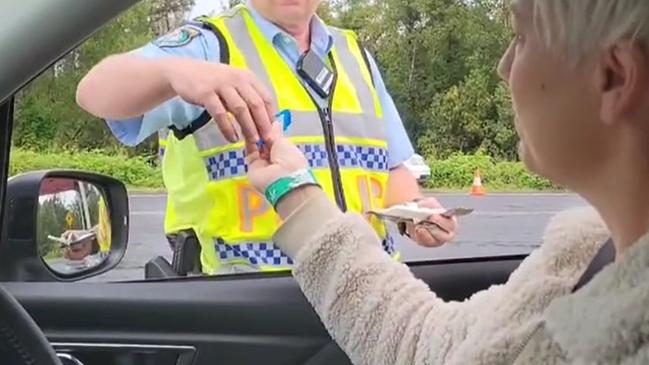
[91,192,588,282]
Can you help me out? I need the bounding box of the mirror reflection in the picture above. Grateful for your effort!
[37,178,112,275]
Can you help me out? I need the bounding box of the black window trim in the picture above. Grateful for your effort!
[0,98,14,243]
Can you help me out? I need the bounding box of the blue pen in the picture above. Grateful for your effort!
[257,109,292,147]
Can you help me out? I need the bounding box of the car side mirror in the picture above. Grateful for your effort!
[0,170,129,282]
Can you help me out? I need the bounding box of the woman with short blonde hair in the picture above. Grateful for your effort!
[245,0,649,363]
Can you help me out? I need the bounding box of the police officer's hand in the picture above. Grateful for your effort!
[245,122,308,193]
[161,57,276,144]
[406,197,457,247]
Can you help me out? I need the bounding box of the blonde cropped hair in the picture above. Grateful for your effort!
[528,0,649,61]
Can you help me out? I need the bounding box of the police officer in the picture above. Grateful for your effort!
[77,0,458,275]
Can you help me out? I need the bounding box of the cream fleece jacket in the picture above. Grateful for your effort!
[274,190,649,364]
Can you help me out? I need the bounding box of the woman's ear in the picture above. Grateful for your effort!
[599,41,649,126]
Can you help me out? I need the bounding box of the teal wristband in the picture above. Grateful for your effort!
[264,169,320,209]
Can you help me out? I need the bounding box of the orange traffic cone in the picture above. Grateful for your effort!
[470,169,486,196]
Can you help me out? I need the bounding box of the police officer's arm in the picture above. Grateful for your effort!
[361,51,420,206]
[385,165,422,207]
[77,26,276,145]
[76,54,176,120]
[366,51,457,246]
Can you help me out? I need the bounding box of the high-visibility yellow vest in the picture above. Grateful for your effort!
[158,5,398,274]
[96,196,111,253]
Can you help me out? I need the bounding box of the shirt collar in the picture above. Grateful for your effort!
[245,1,334,57]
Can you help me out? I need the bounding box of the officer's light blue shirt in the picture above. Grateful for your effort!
[106,4,415,168]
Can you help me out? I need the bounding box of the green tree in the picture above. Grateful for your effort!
[420,67,517,159]
[327,0,514,159]
[13,0,196,158]
[14,1,155,153]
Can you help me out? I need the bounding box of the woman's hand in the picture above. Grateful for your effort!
[245,122,309,194]
[406,197,458,247]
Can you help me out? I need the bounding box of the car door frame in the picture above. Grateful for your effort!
[3,253,527,365]
[0,99,13,234]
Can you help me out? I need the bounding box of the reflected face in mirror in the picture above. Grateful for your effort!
[37,178,112,275]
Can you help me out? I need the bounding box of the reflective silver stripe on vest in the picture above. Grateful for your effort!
[158,128,169,140]
[193,122,230,151]
[285,111,385,140]
[329,29,378,117]
[224,12,279,108]
[192,110,385,152]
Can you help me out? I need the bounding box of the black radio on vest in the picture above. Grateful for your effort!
[297,50,334,98]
